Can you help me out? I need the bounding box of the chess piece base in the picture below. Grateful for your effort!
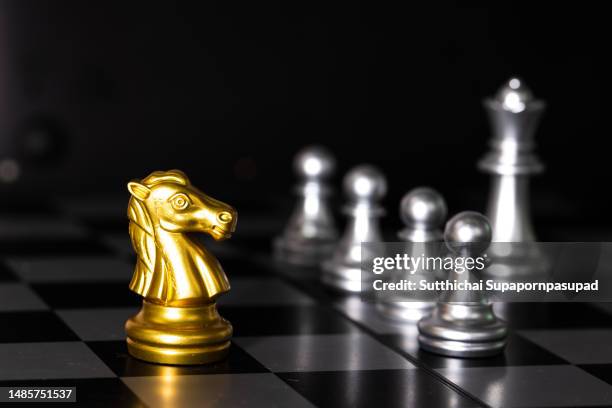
[125,300,232,365]
[417,333,506,358]
[418,303,507,358]
[376,301,434,322]
[321,261,367,293]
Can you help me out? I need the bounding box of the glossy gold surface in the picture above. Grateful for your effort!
[124,170,237,365]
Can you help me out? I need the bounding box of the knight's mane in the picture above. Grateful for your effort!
[127,170,190,295]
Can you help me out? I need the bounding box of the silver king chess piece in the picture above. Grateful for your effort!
[478,77,548,278]
[376,187,446,321]
[322,165,386,292]
[274,146,338,266]
[418,211,507,357]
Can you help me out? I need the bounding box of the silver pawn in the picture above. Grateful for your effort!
[478,78,548,277]
[322,165,386,292]
[274,146,338,266]
[418,211,507,357]
[376,187,447,321]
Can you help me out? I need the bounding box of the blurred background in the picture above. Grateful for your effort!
[0,1,608,236]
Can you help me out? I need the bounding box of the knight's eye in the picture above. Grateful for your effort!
[170,194,190,210]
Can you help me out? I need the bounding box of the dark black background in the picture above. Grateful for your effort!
[0,1,608,232]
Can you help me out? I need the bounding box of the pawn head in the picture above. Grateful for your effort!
[399,187,447,229]
[294,146,335,179]
[343,164,386,201]
[444,211,491,257]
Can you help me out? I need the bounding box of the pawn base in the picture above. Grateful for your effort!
[321,261,368,293]
[418,303,507,358]
[376,301,434,322]
[417,334,506,358]
[125,300,232,365]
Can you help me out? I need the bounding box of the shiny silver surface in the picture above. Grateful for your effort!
[376,299,435,322]
[274,146,339,266]
[399,187,447,235]
[478,78,548,277]
[479,78,545,176]
[376,187,446,321]
[486,175,535,242]
[322,165,386,293]
[343,165,387,202]
[418,211,507,357]
[293,146,335,179]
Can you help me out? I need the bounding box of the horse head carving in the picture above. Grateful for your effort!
[126,169,237,306]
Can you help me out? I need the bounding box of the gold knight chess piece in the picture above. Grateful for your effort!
[124,169,237,365]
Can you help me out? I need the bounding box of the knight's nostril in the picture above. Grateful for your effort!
[218,212,232,223]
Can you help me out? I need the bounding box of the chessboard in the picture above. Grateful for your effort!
[2,194,612,408]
